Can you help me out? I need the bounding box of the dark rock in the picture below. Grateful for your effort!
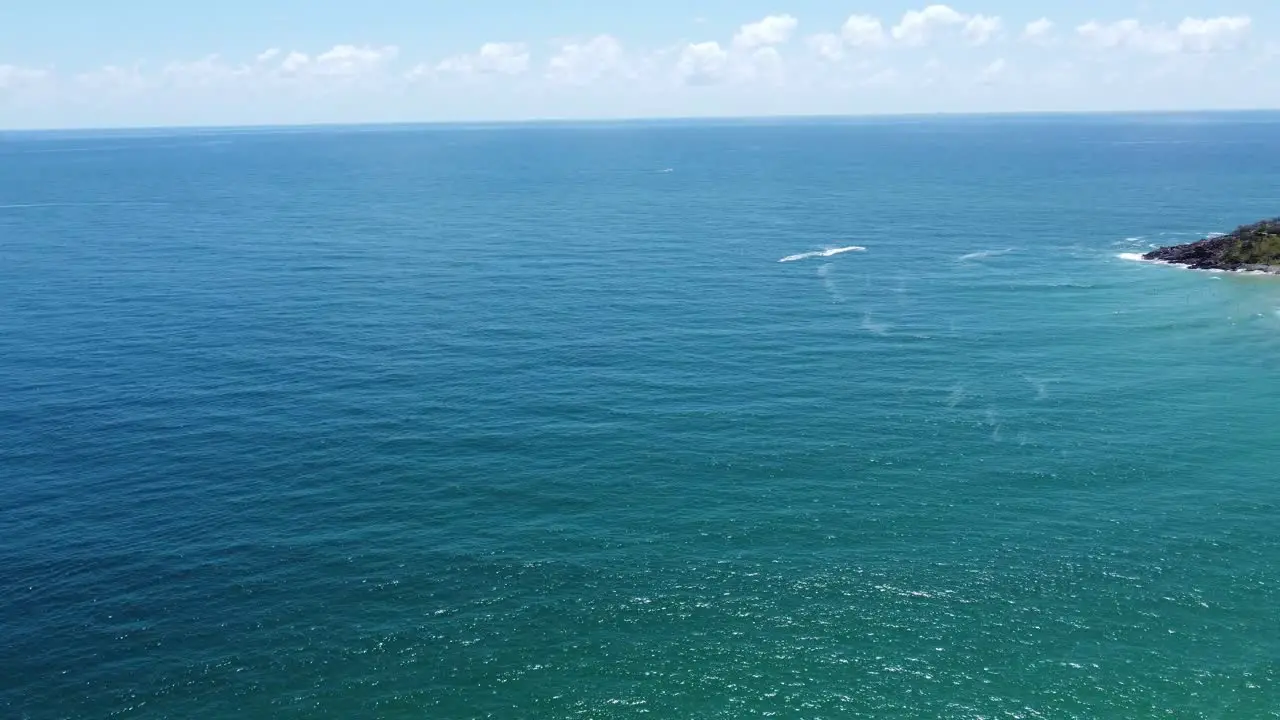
[1144,218,1280,272]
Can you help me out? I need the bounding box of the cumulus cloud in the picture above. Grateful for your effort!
[676,41,729,85]
[312,45,399,76]
[803,15,886,63]
[1178,16,1252,53]
[547,35,624,84]
[436,42,530,76]
[280,51,311,74]
[5,12,1279,127]
[964,15,1002,46]
[1078,16,1251,54]
[143,44,403,94]
[733,15,799,49]
[887,5,1004,46]
[892,5,966,45]
[1077,20,1161,52]
[1023,18,1054,43]
[843,15,889,48]
[260,45,399,78]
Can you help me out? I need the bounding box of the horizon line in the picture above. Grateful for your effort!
[4,106,1280,135]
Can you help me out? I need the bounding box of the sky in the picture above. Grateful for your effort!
[1,1,1278,129]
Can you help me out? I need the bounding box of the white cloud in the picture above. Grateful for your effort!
[0,64,49,90]
[1178,16,1252,53]
[436,42,530,76]
[676,41,729,85]
[76,65,148,93]
[964,15,1002,46]
[5,14,1280,128]
[807,33,844,62]
[802,15,886,63]
[888,5,1005,47]
[1022,18,1054,43]
[893,5,966,46]
[162,55,250,88]
[1077,16,1251,54]
[311,44,398,76]
[733,15,798,49]
[280,51,310,74]
[142,44,400,93]
[843,15,889,48]
[547,35,624,84]
[1077,19,1170,52]
[674,32,792,87]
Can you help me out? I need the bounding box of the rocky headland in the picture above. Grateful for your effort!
[1144,218,1280,273]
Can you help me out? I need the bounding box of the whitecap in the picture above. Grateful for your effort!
[1118,252,1155,263]
[958,248,1015,262]
[1120,253,1280,277]
[778,246,866,263]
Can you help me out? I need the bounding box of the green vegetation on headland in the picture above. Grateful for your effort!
[1144,218,1280,272]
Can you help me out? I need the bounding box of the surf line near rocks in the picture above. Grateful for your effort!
[778,246,867,263]
[1134,218,1280,273]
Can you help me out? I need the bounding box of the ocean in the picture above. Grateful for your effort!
[3,114,1280,718]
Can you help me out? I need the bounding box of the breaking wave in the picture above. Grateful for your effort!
[958,248,1015,262]
[779,246,867,263]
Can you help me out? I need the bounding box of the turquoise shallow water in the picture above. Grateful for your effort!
[4,115,1280,718]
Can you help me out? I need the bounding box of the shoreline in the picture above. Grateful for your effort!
[1119,252,1280,276]
[1139,218,1280,274]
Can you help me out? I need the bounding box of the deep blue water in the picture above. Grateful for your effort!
[4,114,1280,718]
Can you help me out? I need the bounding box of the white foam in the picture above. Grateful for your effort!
[821,245,866,258]
[958,248,1015,262]
[1119,252,1280,277]
[778,246,866,263]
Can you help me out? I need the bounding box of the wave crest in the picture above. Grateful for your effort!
[778,246,866,263]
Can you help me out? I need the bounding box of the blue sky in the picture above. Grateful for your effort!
[2,1,1277,128]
